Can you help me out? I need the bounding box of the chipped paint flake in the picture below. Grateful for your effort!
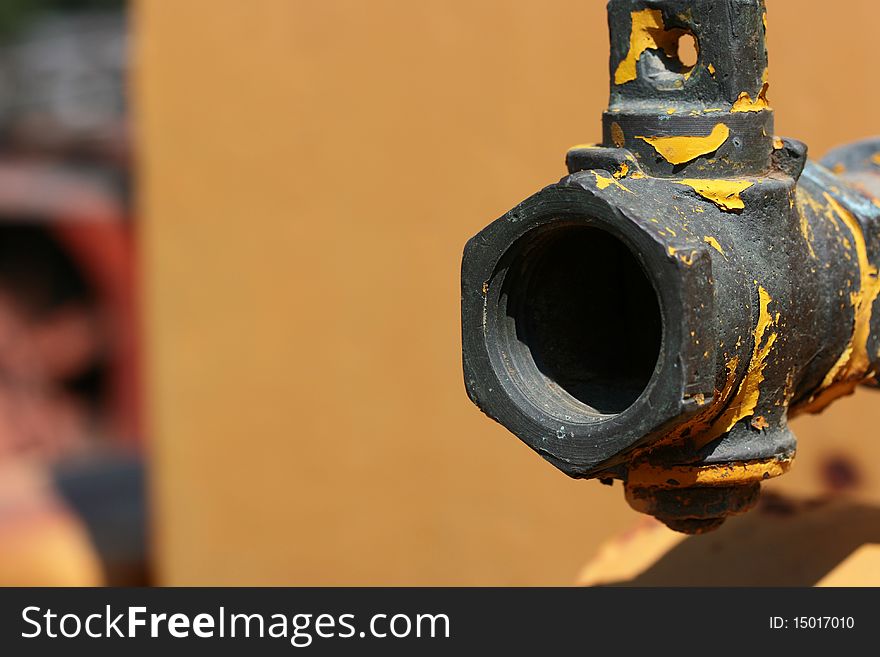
[732,82,771,112]
[676,179,753,211]
[697,286,778,447]
[638,123,730,165]
[614,9,686,85]
[613,162,630,179]
[591,171,633,193]
[703,236,726,256]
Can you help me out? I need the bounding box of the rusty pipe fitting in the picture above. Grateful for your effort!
[461,0,880,533]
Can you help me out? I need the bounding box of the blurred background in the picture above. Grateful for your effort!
[1,0,879,586]
[0,0,140,585]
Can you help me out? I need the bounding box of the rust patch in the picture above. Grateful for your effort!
[611,122,625,148]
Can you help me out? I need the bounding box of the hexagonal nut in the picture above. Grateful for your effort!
[461,172,719,477]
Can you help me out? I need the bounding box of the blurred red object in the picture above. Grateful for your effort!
[0,160,139,459]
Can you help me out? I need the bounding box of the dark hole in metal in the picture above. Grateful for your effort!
[502,226,662,415]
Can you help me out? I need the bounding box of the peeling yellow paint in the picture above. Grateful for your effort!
[696,286,778,448]
[772,137,784,150]
[872,153,880,166]
[614,9,687,85]
[798,204,817,259]
[627,455,792,489]
[798,188,825,215]
[613,162,630,179]
[611,122,625,148]
[638,123,730,165]
[703,236,726,256]
[592,171,633,193]
[676,179,753,211]
[707,63,716,77]
[731,82,770,112]
[799,194,880,413]
[636,356,740,454]
[677,250,697,266]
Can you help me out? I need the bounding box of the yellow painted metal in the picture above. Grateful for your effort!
[627,455,793,490]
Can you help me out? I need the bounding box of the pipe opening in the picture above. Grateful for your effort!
[501,225,662,416]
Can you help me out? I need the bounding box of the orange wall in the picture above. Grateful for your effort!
[136,0,880,585]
